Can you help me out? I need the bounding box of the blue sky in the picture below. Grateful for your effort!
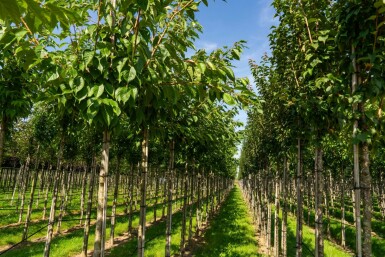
[194,0,277,126]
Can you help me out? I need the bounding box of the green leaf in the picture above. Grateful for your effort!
[106,15,113,28]
[223,93,236,105]
[102,99,121,116]
[206,61,216,70]
[231,48,240,60]
[115,87,130,103]
[47,72,59,82]
[318,35,328,43]
[95,84,104,98]
[83,51,94,67]
[101,106,112,127]
[0,0,21,23]
[198,62,206,74]
[122,66,136,83]
[117,58,128,78]
[223,66,235,80]
[374,0,384,8]
[130,88,138,100]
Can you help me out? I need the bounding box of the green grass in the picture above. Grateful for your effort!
[107,191,220,256]
[285,214,352,257]
[0,201,166,257]
[193,185,260,257]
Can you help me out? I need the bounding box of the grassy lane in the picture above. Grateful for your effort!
[286,214,352,257]
[193,185,259,257]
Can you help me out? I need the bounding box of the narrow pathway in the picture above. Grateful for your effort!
[193,185,260,257]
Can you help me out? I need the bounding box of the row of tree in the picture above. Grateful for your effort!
[0,0,254,256]
[240,1,385,257]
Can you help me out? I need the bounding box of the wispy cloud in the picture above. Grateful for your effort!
[256,1,277,26]
[198,41,219,52]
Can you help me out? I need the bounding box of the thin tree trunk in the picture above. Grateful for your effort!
[18,155,31,223]
[352,44,362,257]
[43,135,65,257]
[110,157,121,245]
[128,163,134,233]
[267,177,271,255]
[82,158,96,257]
[341,173,346,248]
[93,130,111,257]
[180,163,188,256]
[22,165,38,240]
[11,165,23,205]
[80,166,87,225]
[0,118,6,167]
[196,171,202,236]
[42,164,53,220]
[282,156,288,257]
[162,169,167,218]
[165,140,175,257]
[188,168,195,244]
[361,141,372,257]
[296,138,303,257]
[138,127,149,257]
[56,167,68,233]
[154,169,159,222]
[314,147,324,257]
[274,173,280,257]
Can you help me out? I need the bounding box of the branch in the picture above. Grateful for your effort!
[20,17,39,45]
[132,9,141,60]
[291,62,300,88]
[143,0,195,69]
[93,0,103,53]
[299,0,313,44]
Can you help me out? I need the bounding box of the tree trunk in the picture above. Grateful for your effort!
[165,140,175,257]
[0,117,6,167]
[22,165,38,240]
[154,168,159,222]
[352,44,362,257]
[162,169,167,218]
[42,164,53,220]
[138,127,149,257]
[341,173,346,248]
[56,167,68,233]
[196,171,202,236]
[296,138,303,257]
[180,163,188,256]
[80,166,87,225]
[282,157,288,257]
[188,168,195,244]
[93,130,111,257]
[267,176,271,255]
[43,135,65,257]
[274,173,280,257]
[361,141,372,257]
[82,158,97,257]
[314,147,324,257]
[110,157,121,245]
[18,155,31,223]
[128,163,134,233]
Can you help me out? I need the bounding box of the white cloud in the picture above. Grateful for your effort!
[256,1,278,26]
[199,41,219,52]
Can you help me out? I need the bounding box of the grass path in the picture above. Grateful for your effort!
[286,214,352,257]
[193,185,260,257]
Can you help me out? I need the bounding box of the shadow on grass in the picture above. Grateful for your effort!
[108,203,189,257]
[193,186,260,257]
